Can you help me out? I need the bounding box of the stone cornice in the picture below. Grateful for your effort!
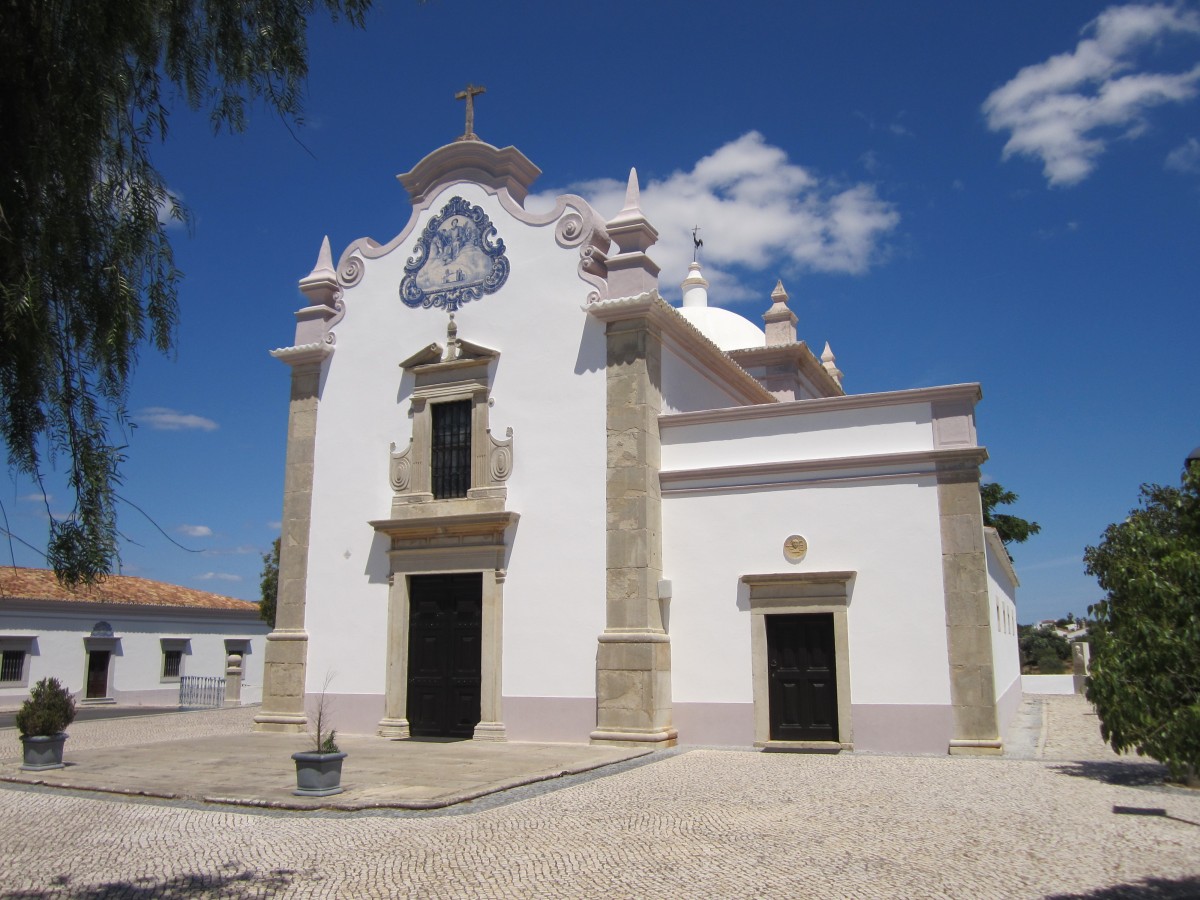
[741,571,857,588]
[727,342,845,398]
[984,527,1021,588]
[661,447,989,492]
[398,141,542,206]
[370,510,520,542]
[659,382,983,428]
[587,292,776,406]
[269,342,334,368]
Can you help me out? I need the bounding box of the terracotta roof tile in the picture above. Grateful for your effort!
[0,567,260,613]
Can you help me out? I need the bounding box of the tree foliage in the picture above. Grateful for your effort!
[16,676,78,737]
[1083,465,1200,784]
[0,1,371,585]
[1017,624,1072,674]
[259,536,280,628]
[981,482,1041,548]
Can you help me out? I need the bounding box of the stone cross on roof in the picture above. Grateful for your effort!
[455,83,486,141]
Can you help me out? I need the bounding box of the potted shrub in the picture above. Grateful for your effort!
[16,677,77,771]
[291,681,346,796]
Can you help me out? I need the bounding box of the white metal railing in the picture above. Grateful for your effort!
[178,676,226,709]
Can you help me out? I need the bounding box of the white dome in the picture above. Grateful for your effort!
[677,306,766,352]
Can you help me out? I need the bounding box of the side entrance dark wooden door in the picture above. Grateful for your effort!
[85,650,110,699]
[767,613,838,742]
[406,573,482,739]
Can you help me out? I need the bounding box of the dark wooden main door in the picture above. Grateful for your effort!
[406,573,482,739]
[767,613,838,742]
[85,650,110,699]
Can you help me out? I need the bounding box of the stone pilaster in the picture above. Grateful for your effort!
[255,353,327,733]
[591,317,677,748]
[937,457,1002,755]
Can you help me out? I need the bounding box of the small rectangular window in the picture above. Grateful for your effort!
[162,650,183,679]
[431,399,472,499]
[1,650,24,683]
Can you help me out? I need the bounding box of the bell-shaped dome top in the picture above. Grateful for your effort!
[674,261,765,351]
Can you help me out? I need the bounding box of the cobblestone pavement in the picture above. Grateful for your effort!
[2,697,1199,899]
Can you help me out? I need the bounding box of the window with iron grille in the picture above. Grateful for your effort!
[162,649,183,679]
[432,399,472,499]
[1,650,25,683]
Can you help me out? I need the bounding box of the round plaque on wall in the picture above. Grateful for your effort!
[783,534,808,562]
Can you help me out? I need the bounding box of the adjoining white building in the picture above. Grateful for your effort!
[255,131,1020,755]
[0,568,268,707]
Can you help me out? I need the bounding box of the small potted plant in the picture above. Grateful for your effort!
[292,677,346,796]
[16,677,77,771]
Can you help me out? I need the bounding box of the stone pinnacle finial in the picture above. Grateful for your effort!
[443,313,461,362]
[604,167,661,299]
[622,168,641,212]
[763,278,798,346]
[298,235,339,307]
[681,260,709,308]
[822,341,844,386]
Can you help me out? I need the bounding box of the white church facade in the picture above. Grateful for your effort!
[254,133,1020,755]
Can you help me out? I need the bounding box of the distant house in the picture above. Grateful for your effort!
[0,567,268,707]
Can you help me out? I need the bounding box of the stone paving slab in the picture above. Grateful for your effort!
[0,726,648,810]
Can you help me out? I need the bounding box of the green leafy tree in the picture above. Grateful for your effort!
[0,1,372,585]
[1017,624,1071,674]
[1083,465,1200,785]
[981,482,1042,548]
[259,537,280,628]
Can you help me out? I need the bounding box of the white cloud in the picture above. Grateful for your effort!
[983,3,1200,186]
[18,493,51,503]
[157,188,185,230]
[178,524,212,538]
[530,132,900,304]
[198,572,242,582]
[1165,135,1200,170]
[267,520,282,531]
[137,407,218,431]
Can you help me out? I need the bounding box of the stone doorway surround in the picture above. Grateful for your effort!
[370,511,517,742]
[741,571,855,752]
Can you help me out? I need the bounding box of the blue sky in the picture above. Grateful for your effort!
[3,1,1198,624]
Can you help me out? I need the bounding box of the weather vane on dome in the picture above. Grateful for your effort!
[455,83,486,142]
[691,225,704,262]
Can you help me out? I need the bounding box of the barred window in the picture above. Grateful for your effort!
[431,400,472,499]
[1,650,25,683]
[162,649,183,679]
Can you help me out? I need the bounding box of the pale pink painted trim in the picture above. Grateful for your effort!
[851,704,953,754]
[660,383,983,428]
[728,342,844,398]
[661,447,989,491]
[398,141,542,205]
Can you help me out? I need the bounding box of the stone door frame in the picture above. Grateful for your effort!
[742,571,856,752]
[371,511,517,742]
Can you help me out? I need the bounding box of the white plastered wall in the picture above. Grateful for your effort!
[301,183,608,726]
[661,400,955,750]
[985,531,1022,733]
[664,478,949,703]
[0,607,266,706]
[660,401,934,470]
[659,339,749,414]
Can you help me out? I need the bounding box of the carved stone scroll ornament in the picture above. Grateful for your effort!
[488,427,514,484]
[389,441,413,493]
[338,255,365,288]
